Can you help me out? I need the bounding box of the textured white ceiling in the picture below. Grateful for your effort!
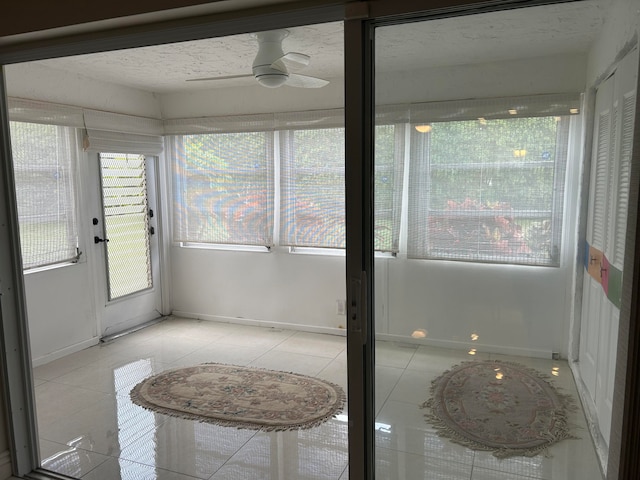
[33,0,611,94]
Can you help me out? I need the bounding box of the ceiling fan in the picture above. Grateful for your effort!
[186,29,329,89]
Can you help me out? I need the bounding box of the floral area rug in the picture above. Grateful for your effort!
[130,363,345,431]
[421,360,578,458]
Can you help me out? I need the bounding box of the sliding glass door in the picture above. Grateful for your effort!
[345,1,639,478]
[1,1,640,480]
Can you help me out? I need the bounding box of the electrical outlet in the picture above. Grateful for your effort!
[336,299,346,315]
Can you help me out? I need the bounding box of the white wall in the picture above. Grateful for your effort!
[171,248,347,332]
[5,63,162,118]
[586,0,640,86]
[23,264,97,365]
[5,63,164,364]
[160,77,344,118]
[376,53,587,105]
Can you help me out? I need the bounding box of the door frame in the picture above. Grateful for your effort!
[0,1,639,479]
[90,152,163,338]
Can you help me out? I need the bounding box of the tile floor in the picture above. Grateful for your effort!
[33,316,603,480]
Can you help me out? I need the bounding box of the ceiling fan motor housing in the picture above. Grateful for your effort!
[252,30,290,88]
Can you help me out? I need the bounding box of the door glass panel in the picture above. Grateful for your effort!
[100,152,152,300]
[373,7,606,480]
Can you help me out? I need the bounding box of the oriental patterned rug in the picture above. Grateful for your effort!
[421,360,578,458]
[130,363,345,431]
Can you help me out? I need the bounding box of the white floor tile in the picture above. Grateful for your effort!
[375,447,473,480]
[375,341,418,369]
[32,318,602,480]
[249,350,333,376]
[39,394,165,457]
[274,331,346,358]
[317,353,348,392]
[375,400,475,465]
[81,457,202,480]
[209,421,348,480]
[119,417,256,479]
[39,438,110,478]
[385,367,435,406]
[34,382,109,429]
[170,342,270,367]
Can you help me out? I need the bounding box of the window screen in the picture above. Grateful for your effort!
[407,116,570,266]
[9,121,79,269]
[172,132,274,246]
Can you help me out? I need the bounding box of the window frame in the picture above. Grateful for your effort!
[170,130,275,248]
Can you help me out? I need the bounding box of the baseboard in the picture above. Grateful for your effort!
[31,337,100,367]
[171,311,347,337]
[569,359,608,477]
[170,311,552,359]
[101,316,165,343]
[0,450,12,480]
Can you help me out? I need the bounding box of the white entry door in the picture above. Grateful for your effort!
[91,152,162,337]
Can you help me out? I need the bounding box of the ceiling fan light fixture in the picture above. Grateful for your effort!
[256,73,288,88]
[189,28,328,89]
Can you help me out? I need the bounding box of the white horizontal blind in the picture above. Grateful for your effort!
[84,110,164,154]
[374,123,405,253]
[278,116,404,251]
[408,93,581,123]
[165,113,275,135]
[8,98,84,128]
[9,121,79,269]
[279,127,346,249]
[408,110,573,266]
[171,131,274,246]
[84,129,164,155]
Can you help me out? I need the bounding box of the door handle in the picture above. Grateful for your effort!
[349,271,368,345]
[94,236,109,244]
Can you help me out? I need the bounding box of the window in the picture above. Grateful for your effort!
[169,95,576,262]
[280,128,346,249]
[9,121,79,270]
[407,115,571,266]
[171,132,274,246]
[277,124,403,252]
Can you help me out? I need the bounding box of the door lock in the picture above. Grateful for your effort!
[94,236,109,244]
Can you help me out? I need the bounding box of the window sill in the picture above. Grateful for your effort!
[288,247,345,256]
[23,260,81,275]
[178,242,271,253]
[289,247,397,259]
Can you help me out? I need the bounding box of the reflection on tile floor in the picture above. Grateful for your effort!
[33,316,603,479]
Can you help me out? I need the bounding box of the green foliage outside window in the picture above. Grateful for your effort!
[420,116,565,264]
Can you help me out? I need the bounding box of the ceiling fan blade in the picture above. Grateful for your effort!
[186,74,253,82]
[271,52,310,72]
[286,73,329,89]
